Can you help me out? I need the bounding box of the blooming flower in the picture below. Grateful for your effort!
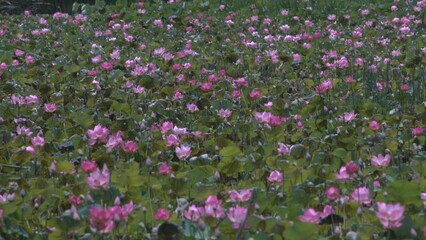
[351,187,371,205]
[31,135,45,147]
[339,111,357,122]
[412,127,424,136]
[228,189,252,202]
[218,109,232,120]
[325,187,340,201]
[86,165,110,189]
[228,205,248,229]
[277,142,292,155]
[268,170,283,184]
[184,205,204,221]
[81,160,97,173]
[121,140,138,153]
[176,145,192,159]
[376,202,405,229]
[87,125,109,145]
[158,162,172,175]
[44,103,57,112]
[154,208,170,221]
[369,121,380,131]
[89,207,114,233]
[371,154,391,168]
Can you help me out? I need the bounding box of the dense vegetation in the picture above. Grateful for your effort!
[0,0,425,239]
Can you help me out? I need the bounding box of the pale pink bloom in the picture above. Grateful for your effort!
[173,127,188,136]
[204,195,226,219]
[339,111,357,122]
[89,207,114,233]
[44,103,57,112]
[277,143,291,155]
[187,103,199,112]
[105,131,123,151]
[161,121,174,134]
[121,140,138,153]
[412,127,424,136]
[158,162,172,175]
[228,205,248,229]
[254,111,272,123]
[26,146,35,154]
[299,208,320,224]
[176,145,191,159]
[24,95,39,104]
[81,160,97,173]
[110,49,120,60]
[165,134,180,147]
[325,187,340,201]
[421,193,426,207]
[31,135,45,147]
[249,89,262,99]
[86,165,110,189]
[91,55,102,63]
[376,202,405,229]
[184,205,204,221]
[16,126,32,136]
[218,109,232,120]
[154,208,170,221]
[228,189,252,202]
[0,193,9,204]
[25,55,34,64]
[351,187,371,205]
[371,154,391,168]
[15,49,25,57]
[268,170,283,184]
[335,166,354,180]
[232,90,241,98]
[87,125,109,145]
[264,101,273,108]
[369,121,380,131]
[320,205,335,218]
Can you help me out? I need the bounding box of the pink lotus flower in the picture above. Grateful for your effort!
[228,205,248,229]
[351,187,371,205]
[371,154,391,168]
[412,127,424,136]
[69,195,82,206]
[200,82,212,92]
[421,193,426,207]
[89,207,114,233]
[204,195,226,219]
[345,162,358,175]
[86,164,110,189]
[105,131,123,151]
[369,121,380,131]
[87,125,109,145]
[158,162,172,175]
[254,111,272,123]
[299,208,320,224]
[248,89,262,99]
[44,103,57,113]
[268,170,283,184]
[376,202,405,229]
[31,135,45,147]
[176,145,192,159]
[228,189,252,202]
[161,121,174,134]
[184,205,205,221]
[325,187,340,201]
[121,140,138,153]
[277,142,292,155]
[165,134,180,147]
[154,208,170,221]
[81,160,97,173]
[335,166,354,180]
[339,111,357,122]
[218,109,232,120]
[299,205,335,224]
